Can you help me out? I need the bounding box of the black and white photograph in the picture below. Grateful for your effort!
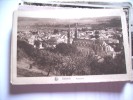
[11,9,131,84]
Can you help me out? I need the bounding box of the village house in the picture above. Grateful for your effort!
[71,23,116,58]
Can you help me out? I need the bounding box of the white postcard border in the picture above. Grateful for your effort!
[11,9,132,85]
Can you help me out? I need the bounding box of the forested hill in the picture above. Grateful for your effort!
[18,16,121,30]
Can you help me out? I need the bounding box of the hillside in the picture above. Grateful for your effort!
[18,16,121,31]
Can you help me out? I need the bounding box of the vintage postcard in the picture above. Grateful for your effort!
[11,8,132,84]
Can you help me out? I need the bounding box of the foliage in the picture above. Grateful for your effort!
[90,51,126,75]
[17,39,126,76]
[17,47,27,60]
[109,18,121,27]
[55,43,77,55]
[34,40,40,48]
[35,50,63,76]
[53,29,59,34]
[17,68,44,77]
[17,40,36,59]
[33,48,94,76]
[47,37,57,45]
[94,30,100,39]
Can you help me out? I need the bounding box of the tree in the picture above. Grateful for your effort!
[17,40,35,58]
[94,30,100,39]
[17,47,27,60]
[53,29,59,34]
[37,50,63,76]
[47,37,57,45]
[109,18,121,27]
[55,43,77,55]
[34,40,40,48]
[90,51,126,75]
[59,56,78,76]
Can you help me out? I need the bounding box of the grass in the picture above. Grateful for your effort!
[17,58,48,77]
[17,67,45,77]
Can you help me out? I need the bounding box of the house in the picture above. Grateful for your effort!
[72,38,115,58]
[72,23,115,58]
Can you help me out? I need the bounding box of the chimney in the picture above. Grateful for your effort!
[67,25,70,44]
[75,23,78,39]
